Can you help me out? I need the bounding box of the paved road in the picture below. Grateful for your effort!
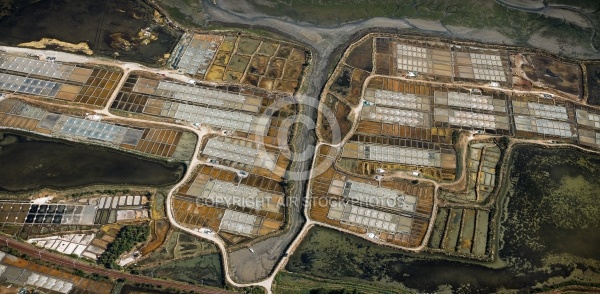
[0,235,233,293]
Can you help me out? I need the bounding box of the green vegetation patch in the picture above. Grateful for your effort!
[159,0,208,28]
[546,175,600,229]
[274,271,394,294]
[286,226,409,289]
[98,225,149,268]
[501,147,600,259]
[139,254,224,287]
[248,0,432,26]
[587,64,600,105]
[137,231,218,266]
[247,0,593,46]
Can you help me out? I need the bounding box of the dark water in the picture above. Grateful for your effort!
[0,132,185,192]
[287,146,600,293]
[0,0,180,65]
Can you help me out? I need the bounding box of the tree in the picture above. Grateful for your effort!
[97,225,149,268]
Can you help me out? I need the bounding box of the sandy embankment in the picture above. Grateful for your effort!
[18,38,93,55]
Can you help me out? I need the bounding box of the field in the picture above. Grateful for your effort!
[137,230,218,266]
[172,163,286,246]
[245,0,464,26]
[0,98,198,161]
[372,37,512,86]
[440,142,502,203]
[319,94,353,144]
[545,0,600,49]
[0,55,123,109]
[139,254,224,287]
[246,0,593,46]
[167,33,308,94]
[285,226,411,291]
[287,221,599,293]
[427,207,491,259]
[586,63,600,105]
[111,72,297,147]
[156,0,208,28]
[328,65,369,107]
[198,135,291,181]
[309,145,435,248]
[501,147,600,264]
[0,251,114,293]
[511,53,583,100]
[204,35,308,94]
[273,271,399,294]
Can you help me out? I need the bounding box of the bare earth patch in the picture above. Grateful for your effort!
[18,38,93,55]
